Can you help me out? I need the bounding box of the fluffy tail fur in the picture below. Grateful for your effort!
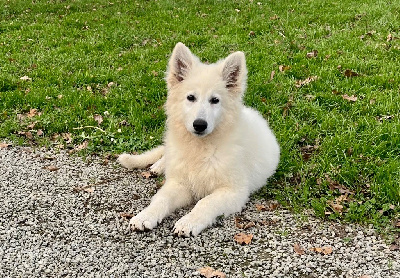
[118,145,165,170]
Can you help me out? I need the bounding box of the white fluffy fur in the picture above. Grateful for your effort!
[118,42,280,236]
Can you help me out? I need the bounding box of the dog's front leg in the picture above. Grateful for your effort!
[174,187,249,236]
[130,180,192,231]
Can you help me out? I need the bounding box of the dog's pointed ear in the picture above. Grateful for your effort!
[222,51,247,94]
[166,42,194,88]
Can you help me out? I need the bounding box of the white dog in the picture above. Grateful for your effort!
[118,42,280,236]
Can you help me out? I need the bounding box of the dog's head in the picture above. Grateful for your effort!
[165,42,247,138]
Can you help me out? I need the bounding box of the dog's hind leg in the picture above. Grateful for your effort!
[118,145,165,170]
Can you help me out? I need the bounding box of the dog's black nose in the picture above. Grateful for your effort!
[193,119,208,133]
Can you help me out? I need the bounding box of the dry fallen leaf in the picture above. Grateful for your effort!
[270,14,279,20]
[327,200,344,213]
[270,70,275,81]
[310,246,333,255]
[306,50,318,58]
[389,244,399,251]
[119,212,135,219]
[83,186,95,193]
[20,75,32,81]
[342,94,358,102]
[18,131,33,139]
[294,243,305,255]
[279,65,291,72]
[198,266,226,278]
[359,276,372,278]
[37,129,43,136]
[94,114,103,125]
[43,165,60,172]
[234,233,253,245]
[344,69,359,77]
[141,171,155,179]
[395,220,400,227]
[295,76,318,88]
[0,143,12,148]
[27,108,40,118]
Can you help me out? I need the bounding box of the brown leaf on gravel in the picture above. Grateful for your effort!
[256,204,266,211]
[359,276,372,278]
[256,201,279,212]
[234,233,253,245]
[294,243,305,255]
[310,246,333,255]
[141,171,155,179]
[235,217,255,230]
[0,143,12,149]
[342,94,358,102]
[295,76,318,88]
[198,266,226,278]
[83,186,95,193]
[389,244,399,251]
[119,212,135,219]
[43,165,60,172]
[344,69,359,77]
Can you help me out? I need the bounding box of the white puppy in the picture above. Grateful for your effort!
[118,42,280,236]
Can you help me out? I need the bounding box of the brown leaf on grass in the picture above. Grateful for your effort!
[344,69,359,77]
[270,14,279,20]
[395,220,400,227]
[37,129,43,136]
[27,121,37,129]
[306,50,318,58]
[62,133,73,143]
[327,200,344,213]
[270,70,275,81]
[43,165,60,172]
[18,131,33,139]
[342,94,358,102]
[0,143,12,148]
[20,75,32,81]
[325,175,354,195]
[279,65,291,72]
[295,76,318,88]
[94,114,103,125]
[234,233,253,245]
[27,108,41,118]
[294,243,305,255]
[198,267,226,278]
[310,246,333,255]
[300,145,318,161]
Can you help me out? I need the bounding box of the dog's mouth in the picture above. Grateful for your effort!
[193,131,207,137]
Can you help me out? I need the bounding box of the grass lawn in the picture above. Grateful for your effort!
[1,0,399,233]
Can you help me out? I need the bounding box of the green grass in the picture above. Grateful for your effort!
[1,0,399,233]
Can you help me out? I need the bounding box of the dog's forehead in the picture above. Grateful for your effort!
[185,64,225,94]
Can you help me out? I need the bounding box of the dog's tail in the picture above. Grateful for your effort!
[118,145,165,170]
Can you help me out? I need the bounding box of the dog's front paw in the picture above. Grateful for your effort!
[130,210,158,231]
[173,214,207,237]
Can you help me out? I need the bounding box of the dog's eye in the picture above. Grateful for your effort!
[210,97,220,104]
[187,94,196,102]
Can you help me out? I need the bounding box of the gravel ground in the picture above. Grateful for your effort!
[0,146,399,278]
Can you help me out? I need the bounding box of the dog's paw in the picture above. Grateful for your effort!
[149,157,165,175]
[129,211,158,231]
[117,153,138,169]
[173,214,207,237]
